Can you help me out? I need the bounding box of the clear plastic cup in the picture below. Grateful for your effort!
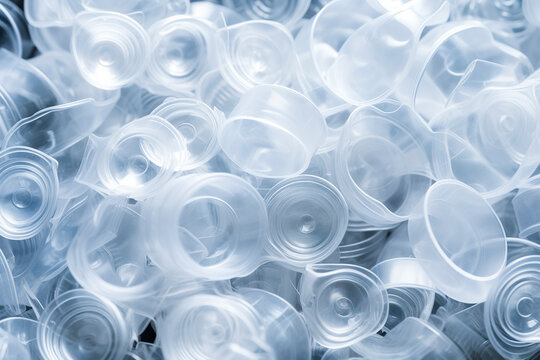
[523,0,540,27]
[0,327,31,360]
[507,237,540,264]
[0,0,32,57]
[325,0,449,106]
[376,223,414,262]
[140,15,216,94]
[222,0,310,28]
[143,173,268,280]
[151,97,223,170]
[371,258,438,293]
[197,69,242,117]
[190,1,245,28]
[159,293,271,360]
[0,225,46,281]
[408,180,507,303]
[334,101,434,228]
[37,289,130,360]
[485,255,540,359]
[339,230,388,268]
[240,288,311,359]
[219,85,326,178]
[0,146,58,240]
[71,11,150,90]
[0,317,40,358]
[75,116,186,200]
[215,20,296,92]
[264,175,348,268]
[0,248,19,314]
[299,264,388,348]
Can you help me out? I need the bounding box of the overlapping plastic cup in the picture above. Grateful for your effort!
[222,0,310,28]
[431,74,540,199]
[0,49,61,137]
[151,97,223,170]
[143,173,268,280]
[491,192,520,238]
[264,175,348,268]
[0,317,39,358]
[398,21,532,120]
[75,116,186,200]
[219,85,326,178]
[325,0,449,106]
[215,20,296,92]
[376,223,414,262]
[0,146,58,240]
[334,101,434,228]
[0,327,31,360]
[0,0,32,57]
[485,255,540,359]
[523,0,540,27]
[352,317,466,360]
[37,289,130,360]
[159,293,271,360]
[0,226,46,280]
[507,237,540,264]
[299,264,388,348]
[240,288,311,359]
[0,248,20,314]
[141,15,216,94]
[71,11,150,90]
[338,230,387,268]
[408,180,507,303]
[190,1,245,28]
[197,69,242,117]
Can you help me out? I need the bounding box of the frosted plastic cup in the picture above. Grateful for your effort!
[372,257,438,293]
[334,101,434,228]
[159,294,270,360]
[299,264,388,349]
[431,74,540,199]
[76,116,186,200]
[240,288,311,359]
[190,1,245,28]
[376,223,414,262]
[151,97,223,170]
[294,0,380,115]
[67,197,166,318]
[37,289,130,360]
[141,15,216,94]
[215,20,296,92]
[352,317,466,360]
[24,0,80,53]
[0,317,39,358]
[0,248,19,314]
[524,0,540,27]
[383,287,434,332]
[222,0,310,28]
[491,193,519,239]
[143,173,268,280]
[71,11,150,90]
[0,0,32,57]
[197,69,242,117]
[0,146,58,240]
[0,48,62,137]
[397,21,533,120]
[339,230,387,268]
[325,0,449,106]
[513,177,540,238]
[264,175,348,268]
[0,226,46,280]
[0,327,31,360]
[485,255,540,359]
[507,237,540,264]
[408,180,507,303]
[219,85,326,178]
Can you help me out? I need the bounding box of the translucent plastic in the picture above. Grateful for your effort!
[141,15,216,94]
[0,317,40,358]
[151,97,223,170]
[0,248,19,314]
[219,85,326,178]
[372,258,437,293]
[37,289,130,360]
[264,175,348,267]
[143,173,268,280]
[197,69,242,117]
[485,255,540,359]
[299,264,388,348]
[190,1,245,28]
[339,230,388,268]
[0,0,32,57]
[507,237,540,264]
[71,11,150,90]
[408,180,507,303]
[523,0,540,27]
[215,20,296,92]
[512,176,540,238]
[222,0,310,28]
[0,327,31,360]
[0,146,58,240]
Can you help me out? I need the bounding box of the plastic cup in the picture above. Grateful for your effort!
[0,317,40,358]
[485,255,540,359]
[222,0,310,28]
[513,178,540,238]
[264,175,348,268]
[0,0,32,57]
[0,327,31,360]
[141,15,216,94]
[334,101,434,228]
[143,173,268,280]
[0,227,46,279]
[408,180,507,303]
[219,85,326,178]
[240,288,311,359]
[71,11,150,90]
[0,146,58,240]
[37,289,130,360]
[524,0,540,27]
[507,237,540,264]
[190,1,245,28]
[76,116,186,200]
[339,230,387,268]
[215,20,296,92]
[197,69,242,117]
[0,248,19,314]
[299,264,388,348]
[376,223,414,262]
[151,97,223,170]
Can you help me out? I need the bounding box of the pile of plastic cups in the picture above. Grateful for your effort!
[3,0,540,359]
